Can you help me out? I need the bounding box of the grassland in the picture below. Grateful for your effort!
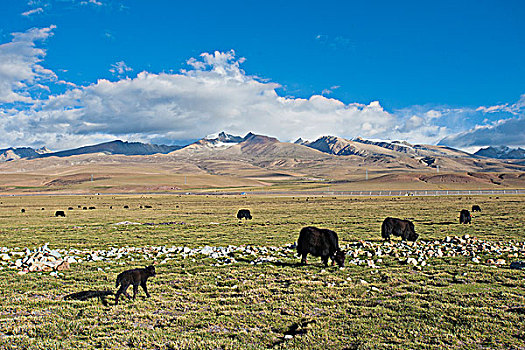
[0,194,524,349]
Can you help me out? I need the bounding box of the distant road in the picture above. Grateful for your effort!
[1,189,524,197]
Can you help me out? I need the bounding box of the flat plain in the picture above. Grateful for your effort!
[0,194,523,349]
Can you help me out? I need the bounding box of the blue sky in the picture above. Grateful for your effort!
[0,0,524,151]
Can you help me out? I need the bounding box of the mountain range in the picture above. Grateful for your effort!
[474,146,525,159]
[0,132,524,193]
[0,140,182,162]
[1,133,524,165]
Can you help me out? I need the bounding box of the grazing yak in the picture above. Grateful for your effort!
[472,205,482,212]
[21,209,25,213]
[381,217,418,242]
[55,210,66,217]
[459,209,471,224]
[297,226,345,267]
[237,209,252,220]
[115,265,156,305]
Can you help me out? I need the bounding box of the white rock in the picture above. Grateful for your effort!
[49,250,62,259]
[406,258,418,266]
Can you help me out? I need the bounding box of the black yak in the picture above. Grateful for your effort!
[55,210,66,217]
[115,265,156,305]
[381,217,418,241]
[460,209,471,224]
[237,209,252,220]
[296,226,345,267]
[472,205,481,212]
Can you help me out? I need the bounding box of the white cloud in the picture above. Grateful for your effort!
[321,85,340,96]
[80,0,103,6]
[21,7,44,16]
[0,50,404,149]
[0,28,524,151]
[0,25,56,103]
[438,117,525,149]
[109,61,133,77]
[475,95,524,115]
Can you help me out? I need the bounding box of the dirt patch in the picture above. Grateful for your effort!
[419,174,487,184]
[45,175,111,186]
[369,174,422,183]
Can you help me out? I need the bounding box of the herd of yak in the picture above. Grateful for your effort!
[23,202,481,304]
[113,204,481,303]
[240,205,481,270]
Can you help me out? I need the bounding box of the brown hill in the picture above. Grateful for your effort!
[0,133,523,193]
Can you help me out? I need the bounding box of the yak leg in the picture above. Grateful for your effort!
[141,281,150,298]
[132,284,139,300]
[115,282,130,304]
[301,253,308,265]
[322,256,329,267]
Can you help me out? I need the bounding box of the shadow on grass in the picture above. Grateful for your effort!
[63,290,114,306]
[272,319,316,347]
[267,261,303,268]
[235,257,302,268]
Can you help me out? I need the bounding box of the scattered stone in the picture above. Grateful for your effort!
[113,221,141,225]
[406,258,418,266]
[4,236,524,274]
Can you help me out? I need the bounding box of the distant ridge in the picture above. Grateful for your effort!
[1,133,523,174]
[301,136,368,156]
[40,140,182,158]
[0,147,46,162]
[474,146,525,159]
[0,140,182,162]
[190,132,245,149]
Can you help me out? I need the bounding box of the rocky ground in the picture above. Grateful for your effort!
[1,235,524,275]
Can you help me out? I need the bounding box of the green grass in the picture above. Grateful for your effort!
[0,194,524,349]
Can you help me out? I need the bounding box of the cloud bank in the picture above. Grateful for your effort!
[0,27,523,151]
[0,25,56,103]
